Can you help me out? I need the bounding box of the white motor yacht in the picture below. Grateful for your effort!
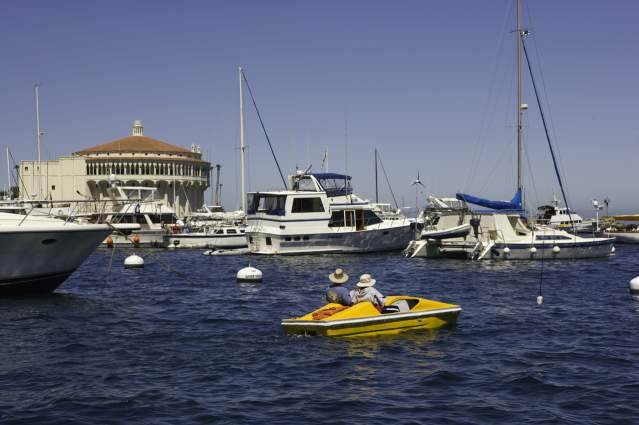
[0,212,117,294]
[246,172,414,254]
[164,204,247,248]
[535,197,592,233]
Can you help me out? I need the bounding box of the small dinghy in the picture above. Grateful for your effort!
[421,223,471,240]
[203,247,250,256]
[281,296,461,338]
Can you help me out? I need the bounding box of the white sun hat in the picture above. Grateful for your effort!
[356,274,376,288]
[328,268,349,284]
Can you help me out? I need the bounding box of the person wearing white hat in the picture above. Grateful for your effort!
[326,268,353,306]
[350,274,385,309]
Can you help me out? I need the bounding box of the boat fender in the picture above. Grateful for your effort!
[529,246,537,253]
[503,246,511,255]
[124,254,144,269]
[106,235,113,247]
[132,234,141,246]
[629,277,639,295]
[552,246,560,254]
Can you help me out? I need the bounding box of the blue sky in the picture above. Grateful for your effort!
[1,1,636,215]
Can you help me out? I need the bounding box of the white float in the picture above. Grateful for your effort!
[503,246,511,255]
[237,265,263,283]
[124,254,144,269]
[529,246,537,254]
[552,246,561,254]
[629,277,639,295]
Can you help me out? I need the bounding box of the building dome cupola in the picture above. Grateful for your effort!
[132,120,144,136]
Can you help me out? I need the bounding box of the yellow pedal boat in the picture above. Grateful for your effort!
[281,295,461,338]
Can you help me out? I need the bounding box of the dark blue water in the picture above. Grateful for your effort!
[2,246,639,424]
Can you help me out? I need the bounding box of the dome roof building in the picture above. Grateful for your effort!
[20,120,211,216]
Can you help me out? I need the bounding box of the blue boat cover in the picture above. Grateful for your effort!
[312,173,352,197]
[455,189,522,211]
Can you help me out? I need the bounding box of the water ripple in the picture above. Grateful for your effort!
[2,246,639,424]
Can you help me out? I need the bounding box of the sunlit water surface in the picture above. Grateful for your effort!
[1,245,639,424]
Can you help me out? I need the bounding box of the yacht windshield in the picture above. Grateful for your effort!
[291,175,317,191]
[313,173,352,197]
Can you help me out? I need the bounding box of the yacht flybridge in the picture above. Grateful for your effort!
[245,172,413,254]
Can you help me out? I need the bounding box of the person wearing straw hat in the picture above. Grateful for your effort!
[326,268,353,306]
[350,274,385,309]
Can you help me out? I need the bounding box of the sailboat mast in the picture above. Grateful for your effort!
[239,66,246,212]
[374,148,378,203]
[6,148,10,199]
[35,82,42,200]
[516,0,524,195]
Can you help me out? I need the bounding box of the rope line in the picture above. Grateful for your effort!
[521,36,574,229]
[376,152,399,209]
[241,71,287,189]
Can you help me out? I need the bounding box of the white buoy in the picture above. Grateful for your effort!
[124,254,144,269]
[552,246,561,254]
[237,265,262,283]
[629,277,639,295]
[530,246,537,254]
[611,246,616,254]
[503,246,511,255]
[537,295,544,305]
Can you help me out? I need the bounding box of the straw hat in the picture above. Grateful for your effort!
[328,268,349,284]
[356,274,376,288]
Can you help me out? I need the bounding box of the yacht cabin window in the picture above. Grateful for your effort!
[247,193,287,216]
[291,197,324,213]
[329,210,382,228]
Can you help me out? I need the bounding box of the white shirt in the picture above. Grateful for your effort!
[350,287,385,307]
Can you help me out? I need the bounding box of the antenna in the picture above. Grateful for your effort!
[321,147,328,172]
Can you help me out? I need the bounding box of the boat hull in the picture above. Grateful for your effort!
[164,233,248,249]
[408,238,615,260]
[0,225,111,294]
[248,225,413,255]
[282,297,461,338]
